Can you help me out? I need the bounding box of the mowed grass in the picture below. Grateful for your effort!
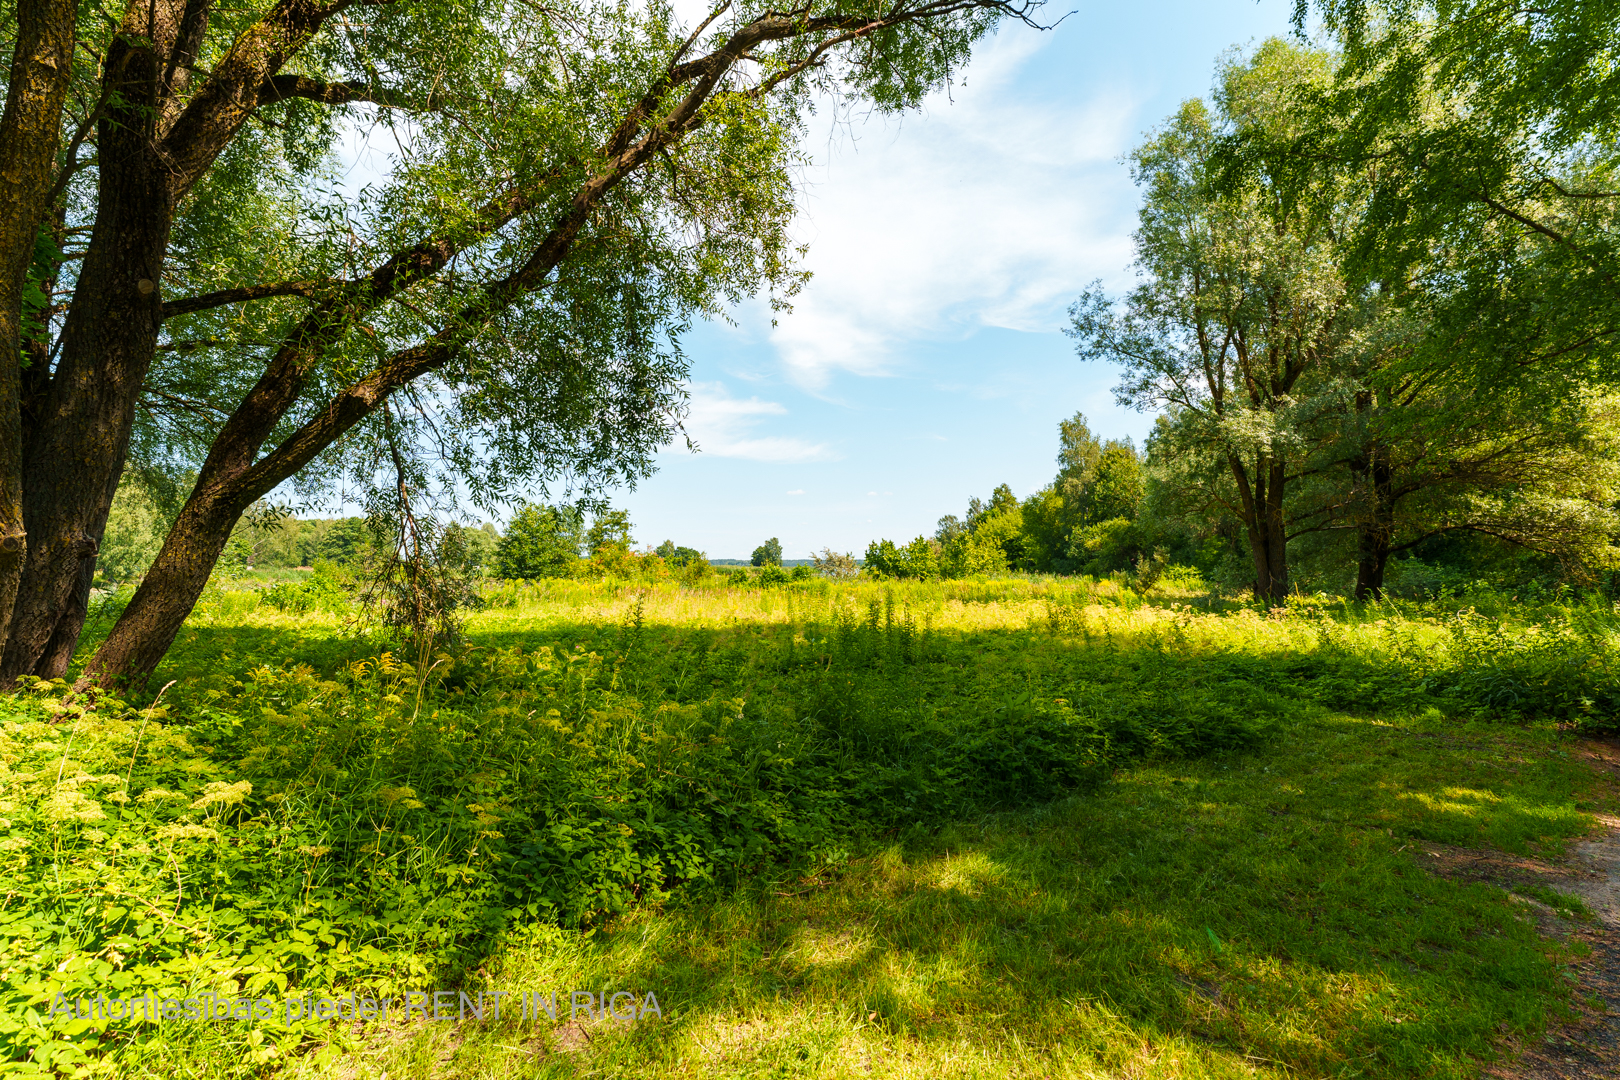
[31,579,1620,1078]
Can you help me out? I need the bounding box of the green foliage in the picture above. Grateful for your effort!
[14,575,1620,1074]
[655,541,705,567]
[494,504,582,580]
[585,511,635,558]
[811,548,860,580]
[97,474,170,585]
[259,561,353,614]
[1069,518,1144,577]
[18,224,61,359]
[863,537,940,580]
[1,579,1290,1073]
[1299,1,1620,394]
[750,537,784,567]
[1087,441,1145,523]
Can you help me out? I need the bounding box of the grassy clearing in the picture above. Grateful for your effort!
[4,577,1617,1077]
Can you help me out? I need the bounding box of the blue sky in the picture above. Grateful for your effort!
[608,0,1300,560]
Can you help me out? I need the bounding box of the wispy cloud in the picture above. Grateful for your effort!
[768,30,1141,388]
[674,382,838,464]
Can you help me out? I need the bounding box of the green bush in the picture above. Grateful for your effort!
[258,562,351,613]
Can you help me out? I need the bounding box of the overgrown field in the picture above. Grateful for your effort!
[3,576,1618,1077]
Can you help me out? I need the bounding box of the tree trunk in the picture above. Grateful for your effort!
[1232,453,1289,604]
[0,0,78,664]
[1260,456,1288,603]
[1352,443,1394,601]
[78,484,246,686]
[1,6,181,683]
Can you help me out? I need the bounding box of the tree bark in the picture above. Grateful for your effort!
[1,0,187,683]
[0,0,77,664]
[1231,452,1290,604]
[1352,443,1395,601]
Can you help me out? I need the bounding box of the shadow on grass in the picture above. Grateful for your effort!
[51,603,1608,1077]
[294,711,1603,1080]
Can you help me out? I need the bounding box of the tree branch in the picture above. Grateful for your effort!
[160,279,340,320]
[258,73,436,110]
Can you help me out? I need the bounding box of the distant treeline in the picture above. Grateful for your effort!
[96,481,756,586]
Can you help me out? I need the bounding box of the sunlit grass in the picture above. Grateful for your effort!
[267,708,1608,1080]
[25,576,1620,1078]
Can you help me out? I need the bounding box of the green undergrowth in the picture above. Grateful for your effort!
[284,711,1608,1080]
[2,579,1616,1077]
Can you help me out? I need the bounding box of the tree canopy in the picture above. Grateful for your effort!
[0,0,1042,687]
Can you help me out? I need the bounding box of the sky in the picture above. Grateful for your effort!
[606,0,1302,560]
[331,0,1303,557]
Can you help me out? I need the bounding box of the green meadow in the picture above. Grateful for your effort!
[3,575,1616,1078]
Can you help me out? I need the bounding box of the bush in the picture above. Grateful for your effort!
[259,561,352,613]
[811,548,859,580]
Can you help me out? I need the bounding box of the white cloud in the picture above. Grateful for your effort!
[674,382,837,463]
[770,30,1141,387]
[786,489,805,495]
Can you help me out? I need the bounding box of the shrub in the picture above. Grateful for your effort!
[259,561,352,613]
[812,548,859,580]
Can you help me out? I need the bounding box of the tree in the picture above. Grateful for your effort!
[863,536,938,579]
[0,0,1038,689]
[0,0,76,645]
[655,540,703,567]
[1292,0,1620,400]
[811,547,859,580]
[1070,43,1351,603]
[315,519,370,566]
[751,537,783,567]
[445,521,499,576]
[586,510,634,557]
[1116,36,1620,599]
[494,504,583,579]
[98,475,167,585]
[1086,441,1144,524]
[1056,412,1103,483]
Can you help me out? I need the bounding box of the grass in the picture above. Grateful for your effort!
[274,715,1603,1080]
[4,576,1618,1078]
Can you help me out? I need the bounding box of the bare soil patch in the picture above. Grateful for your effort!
[1420,737,1620,1079]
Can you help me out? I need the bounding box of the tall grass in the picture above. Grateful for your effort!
[3,575,1615,1075]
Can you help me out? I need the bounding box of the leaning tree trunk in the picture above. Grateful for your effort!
[0,0,78,664]
[79,481,248,685]
[1,3,182,682]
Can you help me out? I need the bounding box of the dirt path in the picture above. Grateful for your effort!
[1424,738,1620,1080]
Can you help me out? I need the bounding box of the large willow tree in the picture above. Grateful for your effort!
[0,0,1037,688]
